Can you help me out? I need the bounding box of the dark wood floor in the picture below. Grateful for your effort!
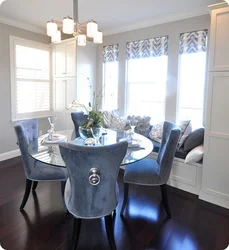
[0,157,229,250]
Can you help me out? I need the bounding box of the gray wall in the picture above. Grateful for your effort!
[0,22,50,155]
[97,14,210,120]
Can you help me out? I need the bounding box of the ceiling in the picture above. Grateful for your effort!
[0,0,223,35]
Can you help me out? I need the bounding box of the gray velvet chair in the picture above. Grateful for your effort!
[14,118,68,210]
[120,121,181,218]
[71,112,88,137]
[59,141,128,250]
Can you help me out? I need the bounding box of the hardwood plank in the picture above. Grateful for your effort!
[0,158,229,250]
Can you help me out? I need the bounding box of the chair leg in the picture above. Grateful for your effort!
[70,217,81,250]
[105,214,117,250]
[160,184,171,218]
[20,179,32,210]
[32,181,38,191]
[66,210,70,218]
[120,183,129,215]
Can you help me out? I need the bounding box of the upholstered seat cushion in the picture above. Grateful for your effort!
[124,158,164,185]
[29,161,68,181]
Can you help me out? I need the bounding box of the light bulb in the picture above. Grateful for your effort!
[63,16,74,34]
[78,34,86,46]
[46,21,58,37]
[0,0,6,5]
[93,31,103,44]
[87,20,98,38]
[51,30,61,44]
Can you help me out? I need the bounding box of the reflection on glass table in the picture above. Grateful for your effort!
[28,129,154,168]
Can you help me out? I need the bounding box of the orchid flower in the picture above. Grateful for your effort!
[66,100,92,113]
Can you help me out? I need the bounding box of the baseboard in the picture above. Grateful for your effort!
[199,190,229,210]
[0,149,21,162]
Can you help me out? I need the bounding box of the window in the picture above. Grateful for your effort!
[10,36,51,120]
[126,36,168,124]
[102,44,119,111]
[177,30,208,129]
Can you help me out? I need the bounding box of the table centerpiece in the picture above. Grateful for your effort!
[66,95,104,140]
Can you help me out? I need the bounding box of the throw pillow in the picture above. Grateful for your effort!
[127,115,151,136]
[103,110,128,131]
[178,120,192,135]
[183,128,205,152]
[177,120,192,149]
[177,134,189,149]
[148,122,164,141]
[185,145,204,164]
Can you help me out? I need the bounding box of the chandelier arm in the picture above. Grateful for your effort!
[73,0,78,23]
[46,0,103,44]
[51,19,63,25]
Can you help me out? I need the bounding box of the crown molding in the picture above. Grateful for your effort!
[0,7,210,38]
[103,9,209,36]
[0,15,46,35]
[208,2,228,11]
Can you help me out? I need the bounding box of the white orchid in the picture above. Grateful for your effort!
[66,100,92,113]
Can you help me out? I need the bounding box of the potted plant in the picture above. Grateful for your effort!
[66,92,104,139]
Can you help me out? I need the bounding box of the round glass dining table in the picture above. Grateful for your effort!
[28,129,154,167]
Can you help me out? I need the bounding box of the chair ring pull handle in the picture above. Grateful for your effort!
[89,168,100,186]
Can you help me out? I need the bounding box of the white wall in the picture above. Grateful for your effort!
[97,15,210,120]
[0,22,50,157]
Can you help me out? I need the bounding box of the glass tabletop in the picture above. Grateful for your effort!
[28,129,154,167]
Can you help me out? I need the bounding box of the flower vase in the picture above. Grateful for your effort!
[78,126,93,139]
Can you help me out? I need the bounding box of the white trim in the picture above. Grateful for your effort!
[104,9,209,36]
[10,36,52,121]
[208,2,228,12]
[2,9,209,38]
[199,190,229,209]
[0,15,46,35]
[0,149,21,162]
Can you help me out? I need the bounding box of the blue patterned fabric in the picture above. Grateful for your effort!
[180,30,208,54]
[59,141,128,219]
[124,121,181,185]
[103,44,119,63]
[126,36,168,60]
[14,119,68,181]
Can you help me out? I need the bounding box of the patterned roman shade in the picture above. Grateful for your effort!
[180,30,208,54]
[126,36,168,60]
[103,44,119,63]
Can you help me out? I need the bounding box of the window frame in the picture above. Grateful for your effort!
[176,52,207,128]
[125,56,168,123]
[102,60,119,111]
[102,44,119,111]
[10,36,53,121]
[176,29,208,128]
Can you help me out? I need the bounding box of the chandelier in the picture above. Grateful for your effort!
[46,0,103,46]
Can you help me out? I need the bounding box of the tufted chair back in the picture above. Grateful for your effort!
[59,140,128,219]
[71,112,88,137]
[157,121,181,183]
[14,119,38,177]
